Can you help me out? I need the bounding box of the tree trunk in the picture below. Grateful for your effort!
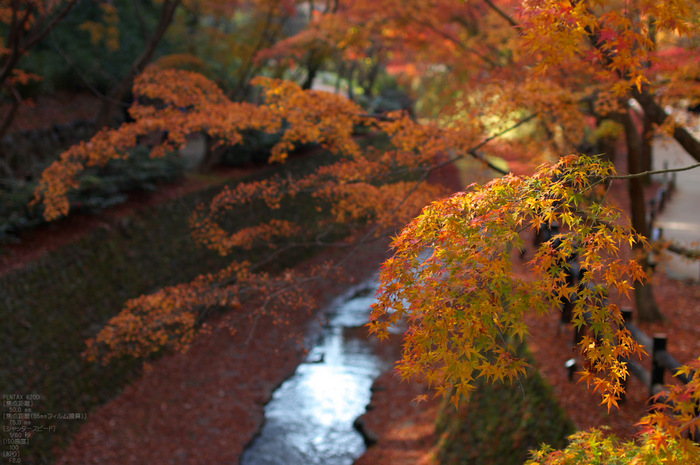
[619,107,664,323]
[198,134,226,172]
[302,57,321,90]
[346,63,356,100]
[362,60,380,98]
[335,60,345,94]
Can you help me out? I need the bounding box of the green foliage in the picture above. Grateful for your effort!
[592,120,625,144]
[18,0,170,94]
[437,357,575,465]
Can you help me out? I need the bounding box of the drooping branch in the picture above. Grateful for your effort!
[428,113,539,176]
[371,155,645,409]
[482,0,519,29]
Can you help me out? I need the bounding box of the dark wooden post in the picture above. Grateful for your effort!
[657,187,667,212]
[565,358,576,382]
[647,197,657,228]
[621,308,633,324]
[651,334,667,397]
[561,297,573,325]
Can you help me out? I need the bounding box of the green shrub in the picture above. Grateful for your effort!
[436,351,575,465]
[18,0,172,95]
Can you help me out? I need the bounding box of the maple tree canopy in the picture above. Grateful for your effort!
[26,0,700,461]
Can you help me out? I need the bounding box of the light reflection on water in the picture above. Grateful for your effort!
[241,279,389,465]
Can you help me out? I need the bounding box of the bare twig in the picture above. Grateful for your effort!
[609,163,700,180]
[336,114,539,267]
[429,113,539,176]
[483,0,520,29]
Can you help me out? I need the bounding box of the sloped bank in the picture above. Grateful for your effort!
[354,349,575,465]
[0,149,348,465]
[2,172,235,464]
[54,238,393,465]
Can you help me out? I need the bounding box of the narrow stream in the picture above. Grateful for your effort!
[241,278,390,465]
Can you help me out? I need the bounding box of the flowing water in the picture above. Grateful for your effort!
[241,278,391,465]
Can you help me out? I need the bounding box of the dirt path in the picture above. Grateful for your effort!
[651,135,700,282]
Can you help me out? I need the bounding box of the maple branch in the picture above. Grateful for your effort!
[230,0,284,98]
[335,170,432,270]
[410,16,498,68]
[470,113,538,153]
[0,4,29,90]
[279,234,386,249]
[23,1,79,52]
[0,84,22,140]
[429,113,539,176]
[133,0,150,41]
[337,115,538,267]
[482,0,520,29]
[195,243,303,329]
[0,0,78,84]
[95,0,182,127]
[608,163,700,180]
[576,2,700,165]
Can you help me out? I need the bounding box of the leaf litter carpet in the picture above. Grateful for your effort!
[3,151,697,464]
